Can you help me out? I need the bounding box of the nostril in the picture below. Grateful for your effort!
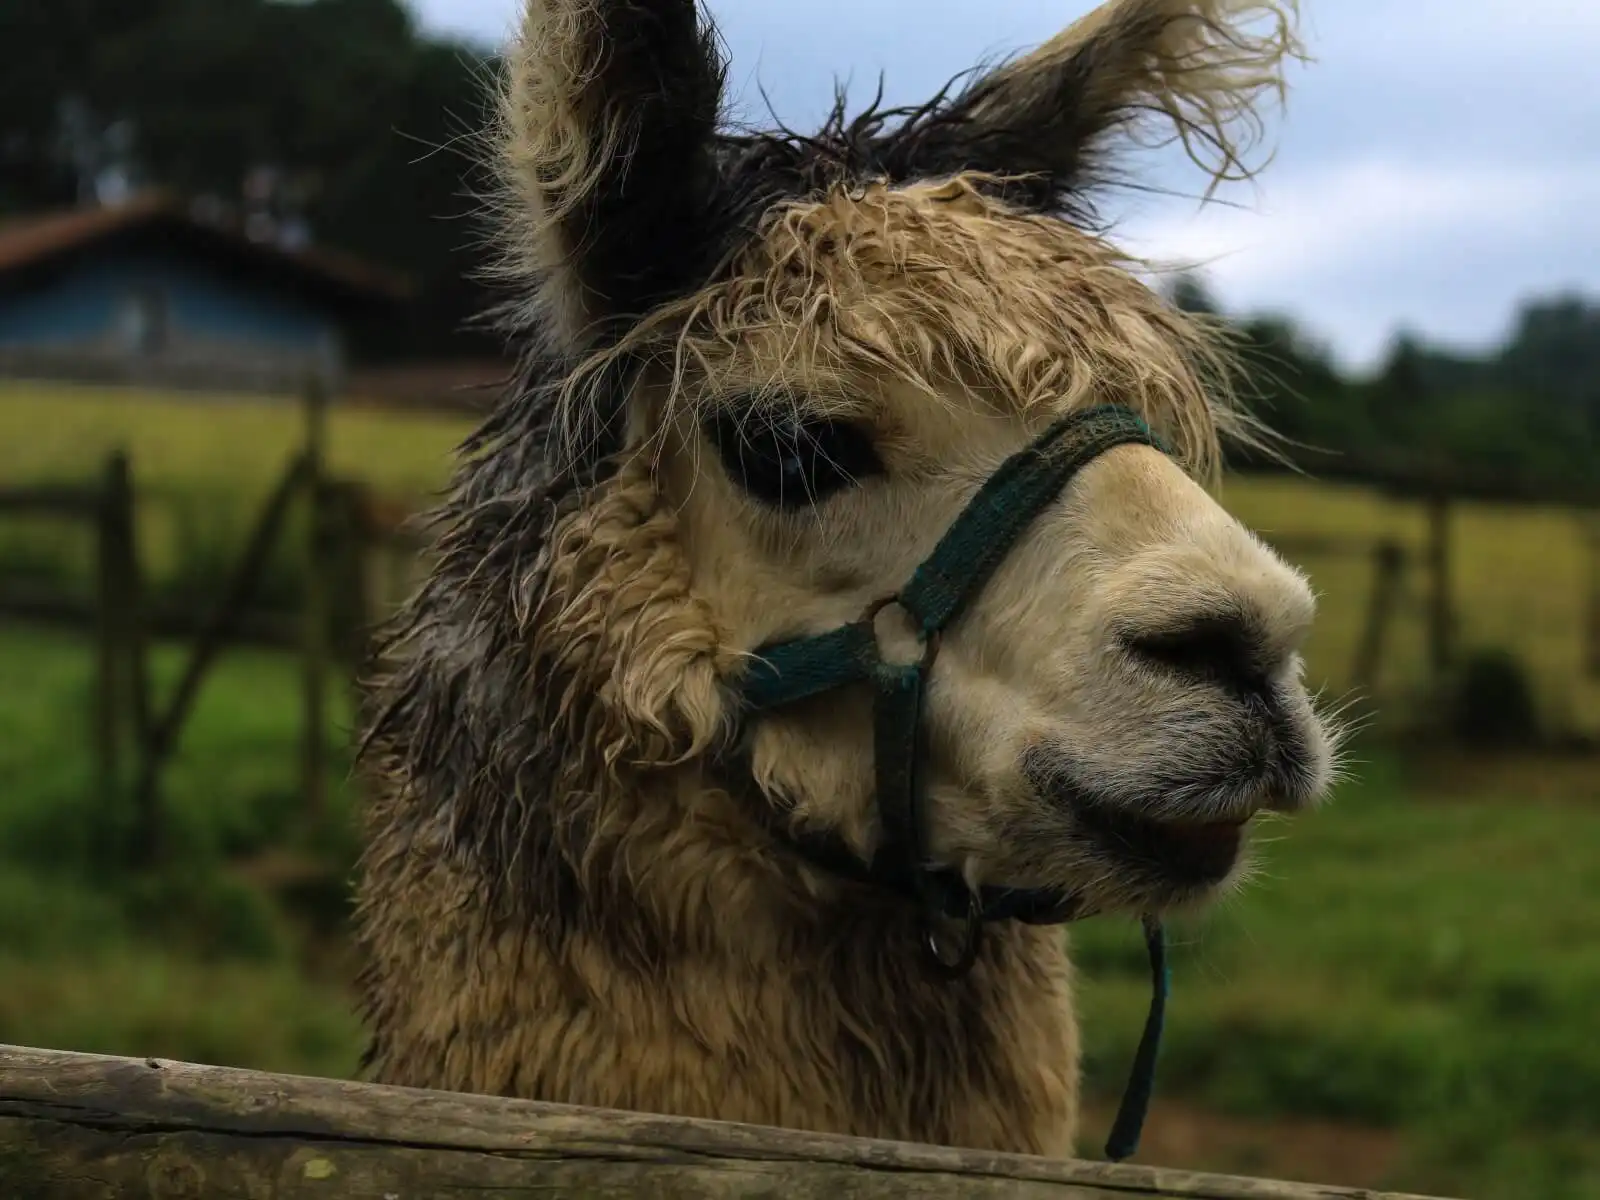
[1123,612,1271,695]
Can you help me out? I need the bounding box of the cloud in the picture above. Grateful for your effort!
[1124,159,1600,289]
[410,0,517,43]
[1115,157,1600,368]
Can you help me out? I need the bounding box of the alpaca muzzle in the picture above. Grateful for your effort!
[728,402,1174,1163]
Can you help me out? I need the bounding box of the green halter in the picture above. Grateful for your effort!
[731,403,1175,1162]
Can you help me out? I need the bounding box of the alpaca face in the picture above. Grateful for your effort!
[681,418,1331,916]
[650,182,1335,918]
[491,0,1332,919]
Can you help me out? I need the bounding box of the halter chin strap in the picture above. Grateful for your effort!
[728,403,1174,1161]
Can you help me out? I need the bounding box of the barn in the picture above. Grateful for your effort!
[0,193,411,393]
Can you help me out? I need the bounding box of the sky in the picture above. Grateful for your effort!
[407,0,1600,373]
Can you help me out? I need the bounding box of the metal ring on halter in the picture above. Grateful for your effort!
[861,592,942,672]
[923,890,985,979]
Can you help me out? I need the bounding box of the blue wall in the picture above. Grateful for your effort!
[0,248,339,355]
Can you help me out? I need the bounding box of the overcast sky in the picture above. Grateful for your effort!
[407,0,1599,373]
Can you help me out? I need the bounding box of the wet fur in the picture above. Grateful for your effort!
[355,0,1319,1156]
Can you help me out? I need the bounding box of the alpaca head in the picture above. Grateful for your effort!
[464,0,1337,932]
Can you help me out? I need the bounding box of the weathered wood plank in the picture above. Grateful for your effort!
[0,1045,1453,1199]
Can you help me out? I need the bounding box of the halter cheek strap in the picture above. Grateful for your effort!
[730,403,1174,1162]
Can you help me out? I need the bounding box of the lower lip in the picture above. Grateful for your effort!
[1074,804,1249,885]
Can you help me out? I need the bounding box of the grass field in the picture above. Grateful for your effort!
[1,620,1597,1198]
[2,380,1598,1196]
[0,623,367,1083]
[4,379,1596,736]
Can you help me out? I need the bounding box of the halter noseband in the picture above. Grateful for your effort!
[728,403,1174,1161]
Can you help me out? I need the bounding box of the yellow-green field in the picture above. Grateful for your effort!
[5,379,1597,733]
[0,379,469,501]
[1220,474,1600,734]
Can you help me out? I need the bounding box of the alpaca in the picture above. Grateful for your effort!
[352,0,1338,1161]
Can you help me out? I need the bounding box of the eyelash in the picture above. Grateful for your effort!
[702,405,885,510]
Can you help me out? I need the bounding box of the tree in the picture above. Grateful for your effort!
[0,0,171,210]
[1168,272,1223,317]
[1,0,505,358]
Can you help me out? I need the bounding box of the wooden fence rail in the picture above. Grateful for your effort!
[0,1045,1456,1200]
[0,379,422,864]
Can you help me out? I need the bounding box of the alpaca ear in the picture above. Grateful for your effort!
[881,0,1303,212]
[497,0,728,352]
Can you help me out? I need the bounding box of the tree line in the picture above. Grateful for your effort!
[0,0,503,359]
[1172,277,1599,489]
[3,0,1594,483]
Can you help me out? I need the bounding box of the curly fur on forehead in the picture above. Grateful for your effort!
[586,175,1257,487]
[485,0,1303,470]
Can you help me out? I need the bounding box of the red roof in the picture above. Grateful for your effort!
[0,192,414,310]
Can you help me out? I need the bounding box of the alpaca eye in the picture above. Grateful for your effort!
[703,406,883,510]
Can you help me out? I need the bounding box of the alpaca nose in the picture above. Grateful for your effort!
[1122,611,1277,698]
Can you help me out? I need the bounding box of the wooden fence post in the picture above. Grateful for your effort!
[315,480,364,670]
[301,376,330,825]
[1585,512,1600,681]
[1424,489,1454,678]
[1351,539,1406,696]
[99,451,161,864]
[91,456,127,811]
[119,476,154,806]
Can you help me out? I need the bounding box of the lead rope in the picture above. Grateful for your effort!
[1103,915,1169,1163]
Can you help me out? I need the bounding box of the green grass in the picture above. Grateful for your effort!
[1,620,1597,1196]
[0,380,469,619]
[1071,758,1600,1196]
[0,622,366,1079]
[0,942,362,1082]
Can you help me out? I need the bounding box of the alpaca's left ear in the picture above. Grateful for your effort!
[879,0,1304,212]
[497,0,728,353]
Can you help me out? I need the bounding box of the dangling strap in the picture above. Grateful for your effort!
[1104,916,1169,1163]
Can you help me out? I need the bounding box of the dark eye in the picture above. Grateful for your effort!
[702,405,883,510]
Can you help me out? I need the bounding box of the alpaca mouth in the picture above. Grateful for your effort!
[1068,795,1248,888]
[1023,739,1287,895]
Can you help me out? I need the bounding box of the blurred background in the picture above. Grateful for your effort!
[0,2,1595,1197]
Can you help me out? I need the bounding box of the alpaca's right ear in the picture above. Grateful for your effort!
[878,0,1303,213]
[498,0,727,352]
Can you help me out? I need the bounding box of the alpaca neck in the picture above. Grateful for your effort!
[356,762,1082,1157]
[535,767,1083,1153]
